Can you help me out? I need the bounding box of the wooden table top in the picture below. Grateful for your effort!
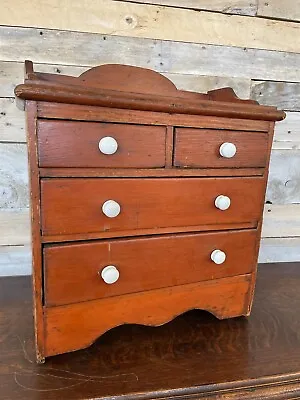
[1,263,300,399]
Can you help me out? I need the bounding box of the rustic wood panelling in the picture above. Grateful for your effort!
[0,245,31,276]
[0,62,86,98]
[262,204,300,238]
[251,81,300,111]
[258,238,300,263]
[0,62,24,98]
[0,143,28,209]
[116,0,258,15]
[0,27,163,70]
[163,73,251,98]
[1,27,300,82]
[0,209,30,246]
[0,98,26,142]
[274,112,300,147]
[266,151,300,205]
[258,0,300,22]
[0,0,299,53]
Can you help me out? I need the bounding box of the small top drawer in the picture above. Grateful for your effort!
[37,120,166,168]
[173,128,269,168]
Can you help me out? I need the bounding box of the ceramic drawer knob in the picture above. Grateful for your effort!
[215,195,231,211]
[102,200,121,218]
[100,265,120,284]
[99,136,118,155]
[211,249,226,265]
[219,142,237,158]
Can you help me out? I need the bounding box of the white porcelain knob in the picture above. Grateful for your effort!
[215,195,231,211]
[219,142,237,158]
[211,250,226,265]
[99,136,118,155]
[101,265,120,284]
[102,200,121,218]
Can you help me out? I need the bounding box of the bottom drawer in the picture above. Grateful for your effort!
[44,229,258,306]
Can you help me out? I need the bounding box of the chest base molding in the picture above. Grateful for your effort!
[44,273,252,358]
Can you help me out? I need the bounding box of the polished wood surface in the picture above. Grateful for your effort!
[40,177,265,237]
[38,102,271,132]
[174,128,269,168]
[15,62,284,361]
[15,63,285,121]
[25,101,45,362]
[45,273,252,357]
[38,120,167,168]
[44,229,257,306]
[1,263,300,399]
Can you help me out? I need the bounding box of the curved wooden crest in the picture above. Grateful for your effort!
[15,60,285,121]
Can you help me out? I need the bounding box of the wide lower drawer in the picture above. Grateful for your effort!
[37,120,166,168]
[40,177,265,237]
[173,128,269,168]
[44,229,258,306]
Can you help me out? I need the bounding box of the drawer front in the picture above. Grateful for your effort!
[37,120,166,168]
[44,229,258,306]
[41,177,265,236]
[174,128,269,168]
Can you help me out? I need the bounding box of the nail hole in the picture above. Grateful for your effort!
[125,16,133,24]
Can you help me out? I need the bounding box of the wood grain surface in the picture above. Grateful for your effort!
[1,27,300,82]
[37,103,271,131]
[0,245,31,276]
[40,177,265,237]
[0,61,253,100]
[44,229,257,306]
[15,84,283,121]
[1,0,299,53]
[0,209,30,246]
[0,98,25,141]
[251,81,300,111]
[174,128,269,168]
[257,0,300,22]
[25,102,45,363]
[2,263,300,398]
[0,143,29,209]
[37,120,166,168]
[44,273,252,357]
[116,0,258,15]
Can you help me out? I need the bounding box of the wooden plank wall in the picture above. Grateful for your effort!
[0,0,299,275]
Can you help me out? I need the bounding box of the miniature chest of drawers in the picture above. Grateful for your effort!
[15,61,285,362]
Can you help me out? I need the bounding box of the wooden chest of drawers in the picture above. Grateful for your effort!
[15,61,285,362]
